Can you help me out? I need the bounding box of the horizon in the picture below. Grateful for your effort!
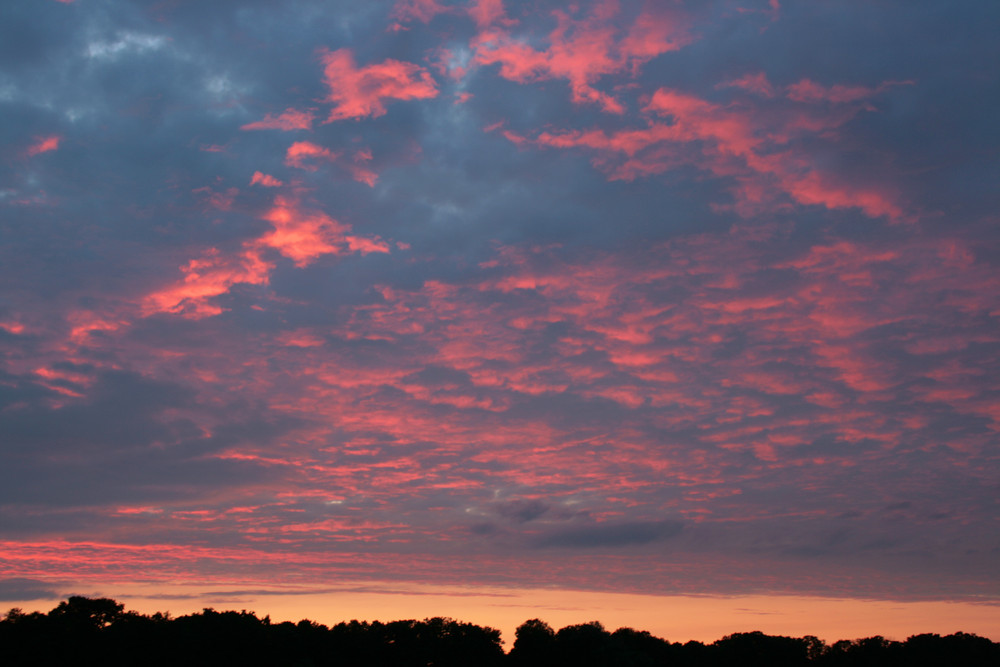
[7,582,1000,647]
[7,588,1000,648]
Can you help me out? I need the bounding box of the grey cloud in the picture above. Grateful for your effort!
[533,520,684,549]
[0,578,61,602]
[0,369,298,511]
[496,499,550,524]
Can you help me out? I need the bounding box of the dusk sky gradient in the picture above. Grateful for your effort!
[2,0,999,642]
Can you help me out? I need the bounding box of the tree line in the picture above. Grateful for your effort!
[1,596,996,666]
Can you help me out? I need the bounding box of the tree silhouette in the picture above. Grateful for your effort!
[2,597,998,666]
[554,621,612,666]
[49,596,126,628]
[608,627,674,666]
[712,630,818,666]
[509,618,556,666]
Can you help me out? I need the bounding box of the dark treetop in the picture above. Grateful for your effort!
[2,597,997,666]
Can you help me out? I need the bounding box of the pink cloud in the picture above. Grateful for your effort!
[786,78,911,104]
[0,321,25,335]
[468,0,509,28]
[307,231,1000,468]
[142,196,388,317]
[192,185,239,211]
[29,229,999,601]
[142,248,273,318]
[250,171,283,187]
[521,86,905,220]
[277,330,326,348]
[472,1,692,113]
[779,171,903,220]
[390,0,451,24]
[285,141,338,170]
[717,72,776,97]
[348,148,379,186]
[241,108,315,131]
[320,48,439,121]
[256,196,362,266]
[283,141,379,185]
[619,6,692,64]
[25,135,61,157]
[67,310,129,343]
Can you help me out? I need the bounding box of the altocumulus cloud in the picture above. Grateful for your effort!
[0,578,61,602]
[0,0,997,608]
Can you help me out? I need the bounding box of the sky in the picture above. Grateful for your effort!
[1,0,999,644]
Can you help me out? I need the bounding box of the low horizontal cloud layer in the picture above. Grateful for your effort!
[0,0,997,605]
[0,578,61,602]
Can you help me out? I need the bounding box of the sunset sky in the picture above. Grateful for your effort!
[1,0,998,644]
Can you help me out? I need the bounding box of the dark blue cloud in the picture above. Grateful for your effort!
[533,520,684,549]
[0,578,61,602]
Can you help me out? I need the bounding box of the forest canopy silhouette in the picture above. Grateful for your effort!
[1,596,996,666]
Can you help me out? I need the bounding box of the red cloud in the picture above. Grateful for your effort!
[468,0,508,27]
[649,87,903,219]
[390,0,451,24]
[283,142,379,186]
[522,86,904,220]
[241,108,314,131]
[717,72,775,97]
[256,196,357,266]
[779,171,903,220]
[472,1,692,113]
[0,321,25,335]
[142,248,273,318]
[785,78,911,105]
[309,231,1000,470]
[391,0,513,28]
[67,310,128,343]
[346,236,391,254]
[25,135,61,156]
[320,48,439,121]
[39,226,1000,599]
[278,329,326,348]
[143,196,388,317]
[349,149,379,187]
[285,141,338,170]
[192,185,239,211]
[346,167,378,184]
[250,171,283,187]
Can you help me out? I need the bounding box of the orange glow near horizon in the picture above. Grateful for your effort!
[5,584,998,647]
